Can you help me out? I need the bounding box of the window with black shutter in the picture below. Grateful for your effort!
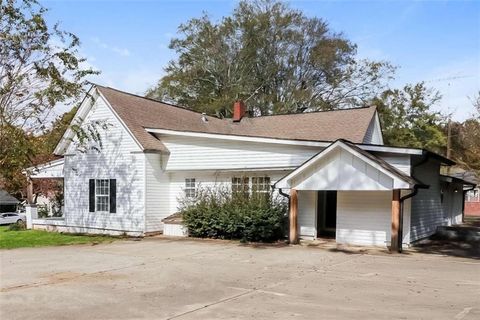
[109,179,116,213]
[89,179,117,213]
[89,179,95,212]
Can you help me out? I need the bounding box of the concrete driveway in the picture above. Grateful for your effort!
[1,238,479,320]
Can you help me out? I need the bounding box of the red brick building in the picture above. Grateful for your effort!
[465,187,480,216]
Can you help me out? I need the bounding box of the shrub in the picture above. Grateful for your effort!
[8,220,26,231]
[38,205,49,218]
[180,187,288,242]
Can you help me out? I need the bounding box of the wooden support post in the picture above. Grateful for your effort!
[26,178,34,205]
[391,189,401,252]
[289,189,299,244]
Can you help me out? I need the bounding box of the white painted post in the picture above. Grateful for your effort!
[25,204,38,229]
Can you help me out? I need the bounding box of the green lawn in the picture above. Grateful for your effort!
[0,226,117,249]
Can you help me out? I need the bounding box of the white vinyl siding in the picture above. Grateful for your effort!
[410,159,444,242]
[375,153,411,175]
[298,191,317,238]
[144,153,170,233]
[362,113,384,145]
[440,181,464,226]
[291,148,399,191]
[168,171,287,214]
[159,135,320,171]
[63,96,145,233]
[336,191,392,247]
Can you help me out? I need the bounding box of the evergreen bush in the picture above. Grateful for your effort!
[180,187,287,242]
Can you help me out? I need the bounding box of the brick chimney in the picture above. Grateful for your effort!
[232,100,247,122]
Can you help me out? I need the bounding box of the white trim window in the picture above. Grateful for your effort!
[232,176,271,195]
[252,177,271,194]
[232,177,249,194]
[95,179,110,212]
[185,178,196,198]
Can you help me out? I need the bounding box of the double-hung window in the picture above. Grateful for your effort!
[232,177,249,194]
[252,177,271,194]
[89,179,116,213]
[232,176,271,195]
[95,179,110,212]
[185,178,196,198]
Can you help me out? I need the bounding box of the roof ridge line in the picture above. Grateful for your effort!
[94,84,222,119]
[249,105,375,119]
[92,83,375,121]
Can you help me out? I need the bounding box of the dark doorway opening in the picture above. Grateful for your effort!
[317,191,337,238]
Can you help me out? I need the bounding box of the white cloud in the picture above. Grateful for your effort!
[92,37,131,57]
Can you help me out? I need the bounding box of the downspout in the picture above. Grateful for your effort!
[398,187,419,253]
[397,151,432,253]
[278,188,291,238]
[278,188,290,202]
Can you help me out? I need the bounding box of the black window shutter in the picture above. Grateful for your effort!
[109,179,116,213]
[89,179,95,212]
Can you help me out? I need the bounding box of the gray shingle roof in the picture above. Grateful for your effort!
[0,189,19,205]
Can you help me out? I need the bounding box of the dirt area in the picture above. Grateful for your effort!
[1,237,479,320]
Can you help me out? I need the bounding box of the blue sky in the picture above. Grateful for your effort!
[43,0,479,120]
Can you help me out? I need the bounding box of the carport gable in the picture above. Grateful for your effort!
[275,140,416,191]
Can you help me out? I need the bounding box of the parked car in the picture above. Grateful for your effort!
[0,212,26,225]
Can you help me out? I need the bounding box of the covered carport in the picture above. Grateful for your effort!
[275,139,424,252]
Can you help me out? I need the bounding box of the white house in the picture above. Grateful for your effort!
[28,85,471,251]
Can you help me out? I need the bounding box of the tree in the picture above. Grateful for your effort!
[0,0,97,131]
[147,0,394,116]
[0,0,97,195]
[449,92,480,175]
[373,82,447,153]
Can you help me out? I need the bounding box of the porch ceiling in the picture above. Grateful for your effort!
[26,159,64,179]
[275,140,419,191]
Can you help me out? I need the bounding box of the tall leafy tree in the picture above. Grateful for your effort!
[0,0,97,195]
[449,93,480,175]
[147,0,394,116]
[373,82,447,152]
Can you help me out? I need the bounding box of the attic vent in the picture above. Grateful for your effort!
[201,113,208,122]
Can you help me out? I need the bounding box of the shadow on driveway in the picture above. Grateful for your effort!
[411,217,480,260]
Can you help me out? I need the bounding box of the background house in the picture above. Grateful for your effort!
[452,171,480,216]
[0,189,19,213]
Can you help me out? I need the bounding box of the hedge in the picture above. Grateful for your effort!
[180,187,287,242]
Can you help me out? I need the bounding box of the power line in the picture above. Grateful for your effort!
[425,75,474,83]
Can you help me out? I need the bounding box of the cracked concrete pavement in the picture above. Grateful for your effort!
[1,238,479,319]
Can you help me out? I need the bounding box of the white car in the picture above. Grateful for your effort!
[0,212,26,225]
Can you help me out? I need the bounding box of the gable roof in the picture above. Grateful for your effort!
[275,139,423,190]
[96,85,377,152]
[0,189,19,205]
[339,140,422,187]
